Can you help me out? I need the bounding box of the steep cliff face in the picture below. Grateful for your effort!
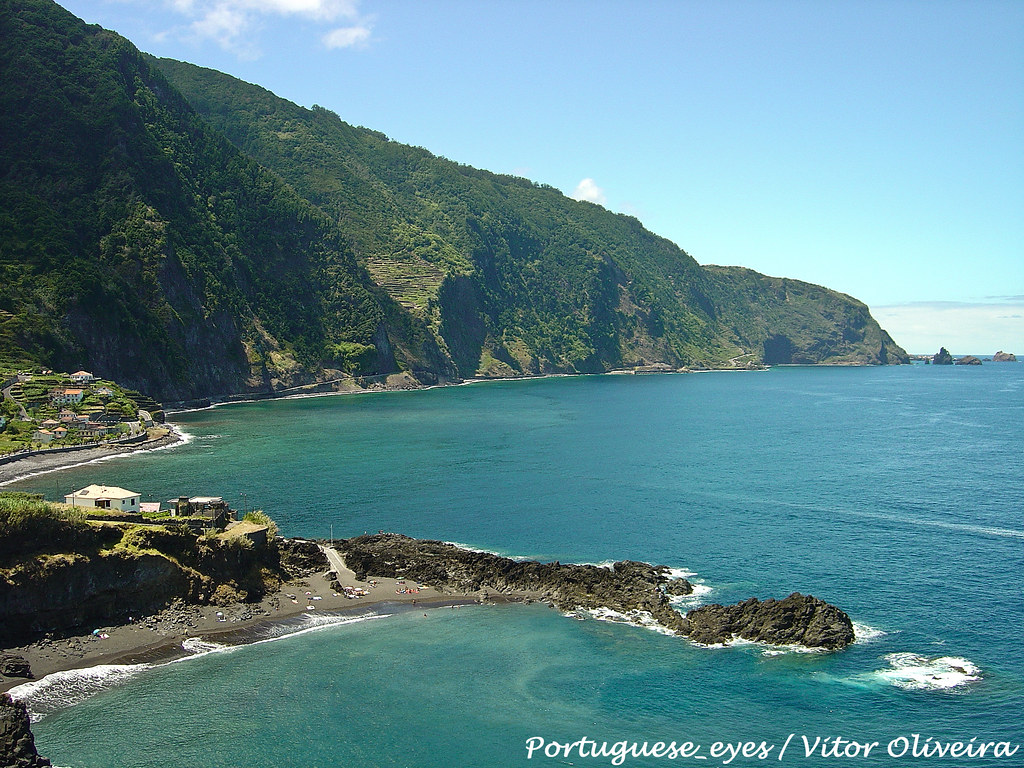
[0,0,453,399]
[1,0,906,398]
[0,693,50,768]
[156,56,908,376]
[0,527,325,644]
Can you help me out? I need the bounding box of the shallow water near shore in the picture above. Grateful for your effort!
[11,365,1024,766]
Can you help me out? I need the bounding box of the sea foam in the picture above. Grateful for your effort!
[8,664,150,722]
[874,652,982,691]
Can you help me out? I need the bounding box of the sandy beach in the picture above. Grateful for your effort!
[0,547,540,694]
[0,427,183,487]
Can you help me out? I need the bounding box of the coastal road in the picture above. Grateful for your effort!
[1,383,28,419]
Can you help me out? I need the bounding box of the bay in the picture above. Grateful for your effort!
[11,365,1023,766]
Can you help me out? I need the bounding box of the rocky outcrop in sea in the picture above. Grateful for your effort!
[681,593,855,649]
[956,355,982,365]
[337,534,855,650]
[992,351,1016,362]
[933,347,953,365]
[0,693,50,768]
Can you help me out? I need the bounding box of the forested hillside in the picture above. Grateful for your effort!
[156,58,907,375]
[0,0,906,403]
[0,0,451,400]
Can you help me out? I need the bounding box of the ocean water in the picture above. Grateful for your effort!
[9,365,1023,767]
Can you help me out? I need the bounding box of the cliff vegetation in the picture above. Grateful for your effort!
[0,492,314,643]
[1,0,906,403]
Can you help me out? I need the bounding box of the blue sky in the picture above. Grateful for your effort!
[58,0,1023,354]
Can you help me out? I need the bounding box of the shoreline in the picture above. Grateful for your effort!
[0,427,185,487]
[1,548,540,697]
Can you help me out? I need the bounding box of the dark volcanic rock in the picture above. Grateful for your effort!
[933,347,953,365]
[682,593,855,650]
[338,534,692,632]
[0,655,31,680]
[337,534,855,650]
[276,538,328,578]
[956,355,982,366]
[992,351,1017,362]
[0,693,51,768]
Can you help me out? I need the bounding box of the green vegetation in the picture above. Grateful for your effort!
[155,58,908,375]
[243,509,278,538]
[1,0,439,401]
[0,366,148,454]
[0,0,906,404]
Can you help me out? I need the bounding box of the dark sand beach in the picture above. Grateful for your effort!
[0,548,539,693]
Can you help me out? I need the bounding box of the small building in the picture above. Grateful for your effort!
[70,371,95,384]
[58,409,78,423]
[169,496,235,528]
[139,502,162,515]
[53,426,69,439]
[32,429,54,443]
[51,388,84,405]
[78,422,108,439]
[40,419,60,429]
[95,386,114,397]
[65,484,141,513]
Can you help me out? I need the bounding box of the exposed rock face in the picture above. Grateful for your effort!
[933,347,953,365]
[276,538,329,578]
[956,355,982,365]
[992,351,1016,362]
[681,593,855,650]
[0,533,310,644]
[0,693,50,768]
[336,534,855,650]
[0,656,31,680]
[338,534,692,632]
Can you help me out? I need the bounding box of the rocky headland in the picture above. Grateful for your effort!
[337,534,855,650]
[0,693,49,768]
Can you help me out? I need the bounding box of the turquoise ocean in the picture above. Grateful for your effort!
[8,364,1023,767]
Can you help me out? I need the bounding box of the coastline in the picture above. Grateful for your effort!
[0,426,185,487]
[0,547,540,697]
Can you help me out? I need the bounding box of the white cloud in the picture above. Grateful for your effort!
[323,25,371,49]
[160,0,371,56]
[572,178,607,206]
[873,299,1024,355]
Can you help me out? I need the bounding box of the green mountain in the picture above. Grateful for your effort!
[0,0,906,402]
[0,0,451,400]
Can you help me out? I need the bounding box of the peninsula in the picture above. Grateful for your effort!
[1,496,854,697]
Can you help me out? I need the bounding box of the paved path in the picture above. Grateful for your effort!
[1,383,28,419]
[319,544,354,580]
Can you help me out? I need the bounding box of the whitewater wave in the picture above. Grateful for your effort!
[852,622,887,643]
[9,612,388,721]
[8,664,150,722]
[668,582,713,608]
[571,606,678,637]
[442,541,534,561]
[874,653,982,691]
[663,567,698,580]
